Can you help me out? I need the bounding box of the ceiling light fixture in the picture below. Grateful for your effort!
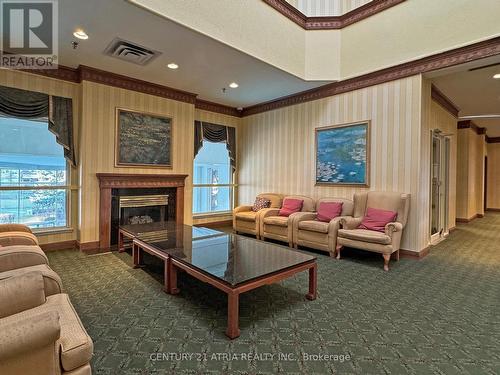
[73,29,88,40]
[167,63,179,70]
[493,73,500,79]
[229,82,239,88]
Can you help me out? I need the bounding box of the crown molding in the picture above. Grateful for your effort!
[458,120,486,135]
[262,0,406,30]
[431,84,459,117]
[486,136,500,143]
[19,65,80,82]
[195,99,243,117]
[241,36,500,116]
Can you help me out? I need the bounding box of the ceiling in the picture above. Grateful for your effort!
[57,0,329,108]
[430,56,500,137]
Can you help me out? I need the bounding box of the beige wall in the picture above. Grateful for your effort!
[239,76,423,252]
[0,70,80,245]
[456,128,485,220]
[487,143,500,209]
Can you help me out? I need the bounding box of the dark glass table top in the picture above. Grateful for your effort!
[132,224,316,286]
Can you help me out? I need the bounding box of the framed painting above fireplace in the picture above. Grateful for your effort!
[115,108,173,167]
[315,121,370,187]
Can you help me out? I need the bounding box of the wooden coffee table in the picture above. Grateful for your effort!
[130,225,317,339]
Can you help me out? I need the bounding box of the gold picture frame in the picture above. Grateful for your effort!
[315,120,371,187]
[115,108,173,168]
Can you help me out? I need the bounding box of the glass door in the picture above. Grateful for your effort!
[430,131,450,244]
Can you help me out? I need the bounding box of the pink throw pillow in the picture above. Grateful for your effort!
[317,201,343,222]
[358,207,398,233]
[279,198,303,217]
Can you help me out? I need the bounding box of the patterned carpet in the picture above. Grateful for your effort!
[46,214,500,375]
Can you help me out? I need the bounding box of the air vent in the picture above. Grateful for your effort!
[104,38,161,66]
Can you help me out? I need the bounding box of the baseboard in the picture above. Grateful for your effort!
[448,226,456,232]
[486,208,500,212]
[456,214,482,223]
[195,220,233,228]
[40,240,77,252]
[76,241,100,252]
[399,247,430,259]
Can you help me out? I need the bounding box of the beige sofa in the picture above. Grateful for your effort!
[337,191,410,271]
[293,198,354,256]
[233,193,283,239]
[261,195,315,247]
[0,272,93,375]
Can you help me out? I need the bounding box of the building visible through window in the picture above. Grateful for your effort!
[0,117,68,229]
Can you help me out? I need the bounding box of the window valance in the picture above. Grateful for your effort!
[0,85,76,167]
[194,120,236,172]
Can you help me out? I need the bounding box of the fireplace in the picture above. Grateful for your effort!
[97,173,188,250]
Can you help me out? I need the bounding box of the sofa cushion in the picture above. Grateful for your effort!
[0,271,46,318]
[0,245,48,273]
[317,202,343,222]
[263,216,289,227]
[252,197,271,212]
[358,207,397,233]
[0,264,63,296]
[298,220,329,234]
[279,198,303,217]
[338,229,392,245]
[235,211,258,222]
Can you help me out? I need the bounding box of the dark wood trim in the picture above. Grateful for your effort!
[76,241,101,252]
[400,247,429,259]
[39,240,77,252]
[262,0,406,30]
[96,173,188,250]
[487,136,500,143]
[486,208,500,212]
[448,226,456,233]
[20,65,80,82]
[456,214,479,223]
[195,99,242,117]
[194,220,233,228]
[431,84,459,117]
[458,120,486,135]
[242,37,500,116]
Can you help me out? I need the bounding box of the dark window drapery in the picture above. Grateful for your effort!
[194,121,236,172]
[0,85,76,167]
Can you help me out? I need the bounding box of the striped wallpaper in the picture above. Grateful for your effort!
[487,143,500,209]
[239,75,423,251]
[286,0,373,16]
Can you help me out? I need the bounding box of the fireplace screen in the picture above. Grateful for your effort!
[118,194,169,225]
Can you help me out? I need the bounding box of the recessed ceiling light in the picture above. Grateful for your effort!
[494,73,500,79]
[229,82,239,88]
[73,29,88,40]
[167,63,179,70]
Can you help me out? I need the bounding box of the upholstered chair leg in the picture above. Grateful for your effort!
[396,249,400,261]
[382,254,391,271]
[329,251,335,258]
[288,242,293,248]
[335,245,342,260]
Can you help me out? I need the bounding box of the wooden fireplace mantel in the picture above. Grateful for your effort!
[96,173,188,249]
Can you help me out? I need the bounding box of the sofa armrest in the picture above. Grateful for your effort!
[0,272,46,319]
[233,205,252,214]
[259,208,281,219]
[339,217,363,230]
[0,231,39,247]
[0,224,33,234]
[385,222,403,237]
[0,245,48,273]
[0,311,60,362]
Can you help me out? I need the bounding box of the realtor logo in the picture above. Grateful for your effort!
[0,0,58,69]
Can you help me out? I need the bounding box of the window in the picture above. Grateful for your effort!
[193,141,234,215]
[0,117,69,229]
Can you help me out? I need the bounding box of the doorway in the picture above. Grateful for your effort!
[430,130,451,244]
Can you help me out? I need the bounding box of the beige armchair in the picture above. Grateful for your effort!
[261,195,315,247]
[294,198,354,256]
[233,193,283,239]
[337,191,410,271]
[0,224,38,247]
[0,272,93,375]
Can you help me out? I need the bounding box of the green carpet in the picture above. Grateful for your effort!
[46,214,500,375]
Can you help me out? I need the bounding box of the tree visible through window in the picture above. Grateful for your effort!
[0,117,68,229]
[193,141,233,214]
